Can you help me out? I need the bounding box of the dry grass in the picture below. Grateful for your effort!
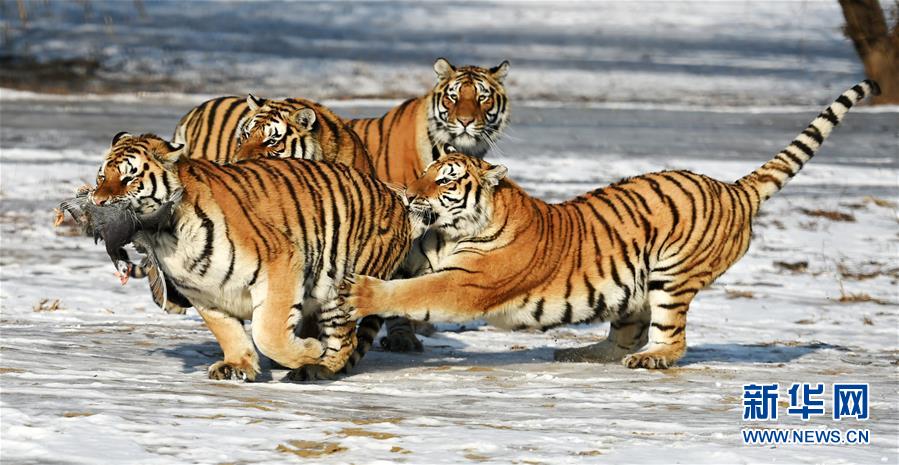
[336,428,399,440]
[837,292,889,305]
[774,261,808,273]
[464,450,491,462]
[725,289,755,299]
[837,263,882,281]
[466,366,494,372]
[276,440,346,458]
[33,298,62,312]
[798,208,856,222]
[863,195,897,209]
[350,417,403,426]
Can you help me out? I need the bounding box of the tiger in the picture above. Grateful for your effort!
[346,58,511,351]
[339,80,879,369]
[347,57,511,187]
[89,132,419,381]
[173,94,374,173]
[134,94,376,315]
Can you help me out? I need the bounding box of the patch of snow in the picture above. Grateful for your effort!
[1,96,896,464]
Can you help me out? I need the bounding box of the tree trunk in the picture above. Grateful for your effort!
[839,0,899,104]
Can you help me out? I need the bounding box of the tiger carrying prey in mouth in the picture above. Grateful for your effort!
[88,132,421,381]
[339,80,879,369]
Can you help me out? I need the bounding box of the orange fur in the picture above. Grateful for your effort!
[347,58,510,186]
[173,95,374,174]
[92,133,413,380]
[341,81,879,369]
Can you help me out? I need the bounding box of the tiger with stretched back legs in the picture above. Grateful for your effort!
[347,57,511,351]
[340,81,879,369]
[90,133,419,381]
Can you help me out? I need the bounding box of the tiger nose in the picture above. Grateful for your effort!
[457,115,474,127]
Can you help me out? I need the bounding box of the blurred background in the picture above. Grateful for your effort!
[2,0,896,105]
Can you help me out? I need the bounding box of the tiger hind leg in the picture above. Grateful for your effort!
[250,263,324,370]
[622,289,691,369]
[286,296,358,382]
[554,309,650,363]
[380,317,424,352]
[286,273,359,382]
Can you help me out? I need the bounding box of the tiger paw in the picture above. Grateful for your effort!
[380,331,423,353]
[161,301,188,315]
[622,351,674,369]
[338,275,383,320]
[285,364,337,382]
[207,360,258,381]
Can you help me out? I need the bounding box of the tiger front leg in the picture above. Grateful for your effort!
[622,290,691,369]
[339,273,493,323]
[249,261,324,370]
[198,307,260,381]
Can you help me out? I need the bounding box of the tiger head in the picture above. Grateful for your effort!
[91,132,184,215]
[429,58,510,159]
[405,153,508,239]
[234,95,323,161]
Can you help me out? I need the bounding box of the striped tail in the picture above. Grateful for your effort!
[737,80,880,204]
[340,316,384,375]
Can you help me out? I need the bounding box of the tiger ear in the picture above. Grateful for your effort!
[165,141,185,152]
[481,164,508,188]
[490,60,510,83]
[247,93,265,111]
[112,132,132,145]
[434,57,455,80]
[153,140,185,165]
[292,108,317,130]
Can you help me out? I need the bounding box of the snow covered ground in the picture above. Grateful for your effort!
[2,1,898,463]
[1,0,888,105]
[1,92,897,464]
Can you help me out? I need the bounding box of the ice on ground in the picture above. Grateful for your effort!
[1,94,897,464]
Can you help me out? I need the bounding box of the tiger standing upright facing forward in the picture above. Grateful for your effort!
[348,57,511,186]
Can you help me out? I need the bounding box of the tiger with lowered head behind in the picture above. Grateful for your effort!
[340,81,878,369]
[89,132,421,381]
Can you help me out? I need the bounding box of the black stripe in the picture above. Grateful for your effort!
[201,97,227,160]
[532,298,545,322]
[835,94,853,109]
[790,140,814,157]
